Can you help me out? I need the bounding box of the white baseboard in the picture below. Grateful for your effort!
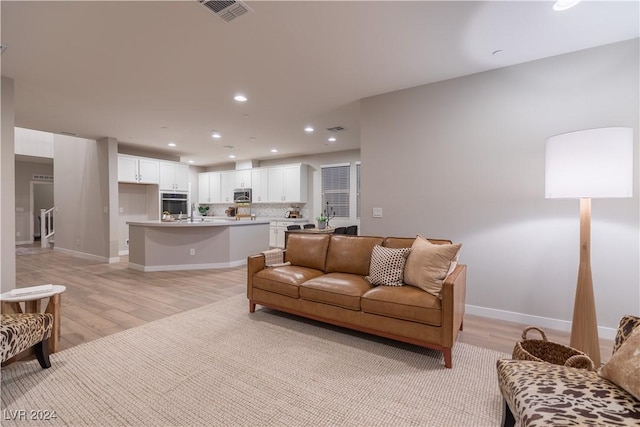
[53,247,110,263]
[466,304,617,340]
[119,249,129,256]
[15,240,32,245]
[128,259,247,272]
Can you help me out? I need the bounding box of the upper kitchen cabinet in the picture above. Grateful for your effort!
[159,162,189,192]
[251,168,269,203]
[198,172,221,204]
[220,170,252,203]
[118,155,159,184]
[267,164,308,203]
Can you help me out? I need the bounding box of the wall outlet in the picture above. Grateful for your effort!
[125,239,129,247]
[372,208,383,218]
[119,207,124,213]
[190,248,196,255]
[16,231,21,237]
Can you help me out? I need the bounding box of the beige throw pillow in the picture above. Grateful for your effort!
[599,326,640,400]
[403,236,461,297]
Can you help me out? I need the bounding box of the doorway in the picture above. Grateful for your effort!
[31,181,54,243]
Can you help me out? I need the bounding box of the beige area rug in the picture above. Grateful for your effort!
[1,294,509,426]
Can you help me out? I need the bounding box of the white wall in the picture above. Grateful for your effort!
[1,77,16,293]
[361,40,639,335]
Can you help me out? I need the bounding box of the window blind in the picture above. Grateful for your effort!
[321,165,350,218]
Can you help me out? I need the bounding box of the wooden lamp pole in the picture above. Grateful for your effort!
[570,198,600,366]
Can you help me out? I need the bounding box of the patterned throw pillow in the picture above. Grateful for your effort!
[366,245,411,286]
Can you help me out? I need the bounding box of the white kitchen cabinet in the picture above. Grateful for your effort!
[118,155,159,184]
[235,169,252,189]
[198,172,221,204]
[220,171,236,203]
[267,164,308,203]
[159,162,189,192]
[251,168,269,203]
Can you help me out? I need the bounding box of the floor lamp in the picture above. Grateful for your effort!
[545,127,633,367]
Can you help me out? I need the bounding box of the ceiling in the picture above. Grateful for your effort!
[2,1,638,167]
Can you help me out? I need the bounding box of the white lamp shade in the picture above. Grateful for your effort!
[545,127,633,199]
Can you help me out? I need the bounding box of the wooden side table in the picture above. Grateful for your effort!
[0,285,66,354]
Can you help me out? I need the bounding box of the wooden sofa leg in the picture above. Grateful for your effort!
[34,338,51,369]
[249,301,256,313]
[443,348,452,368]
[502,399,515,427]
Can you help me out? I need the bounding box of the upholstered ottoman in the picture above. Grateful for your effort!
[497,315,640,426]
[1,313,54,369]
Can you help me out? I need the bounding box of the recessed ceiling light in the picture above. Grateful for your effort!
[188,160,194,164]
[304,126,314,133]
[212,131,221,139]
[270,149,278,153]
[328,136,337,142]
[234,94,247,102]
[168,142,176,147]
[229,155,236,159]
[553,0,581,11]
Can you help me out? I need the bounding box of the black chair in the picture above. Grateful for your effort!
[287,225,301,230]
[303,223,315,229]
[346,225,358,235]
[333,227,347,234]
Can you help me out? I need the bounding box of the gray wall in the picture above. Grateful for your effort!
[53,135,119,261]
[361,40,640,335]
[1,77,16,293]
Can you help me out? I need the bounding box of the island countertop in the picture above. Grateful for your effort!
[126,218,271,227]
[127,219,270,272]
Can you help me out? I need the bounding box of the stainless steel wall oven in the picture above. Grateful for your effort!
[161,193,188,216]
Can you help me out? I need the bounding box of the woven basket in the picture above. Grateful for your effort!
[512,326,596,371]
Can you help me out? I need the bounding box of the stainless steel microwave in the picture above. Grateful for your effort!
[233,188,251,203]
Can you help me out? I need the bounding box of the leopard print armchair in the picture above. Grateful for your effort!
[497,315,640,427]
[1,313,54,369]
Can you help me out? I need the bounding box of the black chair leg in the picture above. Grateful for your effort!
[34,338,51,369]
[502,399,515,427]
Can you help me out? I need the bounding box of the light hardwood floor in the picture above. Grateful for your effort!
[14,244,613,360]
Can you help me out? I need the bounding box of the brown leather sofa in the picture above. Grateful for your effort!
[247,233,467,368]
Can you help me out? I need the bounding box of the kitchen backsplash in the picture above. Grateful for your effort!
[202,203,309,220]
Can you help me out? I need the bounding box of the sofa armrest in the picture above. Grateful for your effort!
[440,264,467,347]
[247,254,266,300]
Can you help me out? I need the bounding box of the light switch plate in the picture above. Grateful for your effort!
[372,208,383,218]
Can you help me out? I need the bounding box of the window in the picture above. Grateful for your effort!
[356,162,361,219]
[321,164,350,218]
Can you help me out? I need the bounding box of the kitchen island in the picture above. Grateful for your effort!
[127,218,270,272]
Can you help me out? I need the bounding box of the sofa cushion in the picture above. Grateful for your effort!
[361,286,442,326]
[366,245,411,286]
[325,235,384,276]
[497,359,640,426]
[285,233,331,272]
[403,236,461,297]
[253,266,325,298]
[599,326,640,401]
[300,273,372,310]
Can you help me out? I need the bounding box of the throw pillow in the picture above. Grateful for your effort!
[366,245,411,286]
[403,235,462,297]
[599,326,640,400]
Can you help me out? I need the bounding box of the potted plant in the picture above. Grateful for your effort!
[198,205,210,216]
[316,213,328,229]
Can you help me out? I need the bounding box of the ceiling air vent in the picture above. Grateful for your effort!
[198,0,253,23]
[327,126,345,132]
